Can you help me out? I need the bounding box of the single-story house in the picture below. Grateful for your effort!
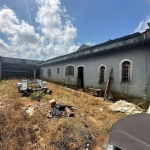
[38,28,150,100]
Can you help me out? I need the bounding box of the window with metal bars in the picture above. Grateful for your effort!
[100,66,105,83]
[66,66,74,76]
[47,68,51,77]
[122,61,130,82]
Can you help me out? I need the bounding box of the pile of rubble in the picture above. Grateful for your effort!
[47,99,76,118]
[108,100,144,114]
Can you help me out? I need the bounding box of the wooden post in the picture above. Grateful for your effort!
[104,68,113,100]
[34,69,36,80]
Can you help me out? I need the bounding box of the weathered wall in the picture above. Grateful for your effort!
[146,44,150,100]
[41,44,149,98]
[0,56,1,80]
[1,57,40,79]
[1,57,39,65]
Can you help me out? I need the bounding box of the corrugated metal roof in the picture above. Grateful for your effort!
[38,31,148,66]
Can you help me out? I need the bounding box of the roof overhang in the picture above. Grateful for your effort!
[38,33,150,66]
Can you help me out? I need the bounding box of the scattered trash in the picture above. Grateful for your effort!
[84,132,101,150]
[22,102,47,116]
[26,107,35,116]
[84,133,92,144]
[17,79,52,101]
[47,104,76,118]
[108,100,143,114]
[65,106,75,117]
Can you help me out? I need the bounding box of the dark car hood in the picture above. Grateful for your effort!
[109,113,150,150]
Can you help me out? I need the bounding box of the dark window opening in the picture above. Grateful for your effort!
[41,69,43,76]
[122,61,130,82]
[47,68,51,77]
[57,67,60,73]
[100,66,105,83]
[77,67,84,88]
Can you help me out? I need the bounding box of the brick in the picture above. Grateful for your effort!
[49,99,56,108]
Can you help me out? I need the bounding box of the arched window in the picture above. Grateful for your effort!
[120,59,133,83]
[122,61,130,82]
[47,68,51,77]
[66,65,74,76]
[57,67,60,73]
[99,65,106,83]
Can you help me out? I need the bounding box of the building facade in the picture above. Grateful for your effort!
[39,30,150,100]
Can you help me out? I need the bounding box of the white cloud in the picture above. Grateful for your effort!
[0,39,11,56]
[0,1,79,60]
[35,0,79,57]
[134,16,150,32]
[0,6,45,59]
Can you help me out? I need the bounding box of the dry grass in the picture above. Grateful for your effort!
[0,79,125,150]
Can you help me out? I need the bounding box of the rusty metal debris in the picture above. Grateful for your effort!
[17,79,52,100]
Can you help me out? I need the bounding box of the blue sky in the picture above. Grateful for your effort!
[0,0,150,60]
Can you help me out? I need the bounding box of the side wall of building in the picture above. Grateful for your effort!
[0,56,1,80]
[41,45,148,98]
[1,57,40,79]
[146,44,150,100]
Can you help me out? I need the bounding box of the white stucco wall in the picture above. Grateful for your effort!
[0,60,1,80]
[40,45,149,99]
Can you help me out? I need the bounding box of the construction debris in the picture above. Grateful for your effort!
[26,107,35,116]
[22,102,47,116]
[48,104,76,118]
[108,100,144,114]
[147,105,150,114]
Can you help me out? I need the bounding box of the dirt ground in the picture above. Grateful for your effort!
[0,79,126,150]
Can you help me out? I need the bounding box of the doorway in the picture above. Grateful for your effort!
[77,66,84,88]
